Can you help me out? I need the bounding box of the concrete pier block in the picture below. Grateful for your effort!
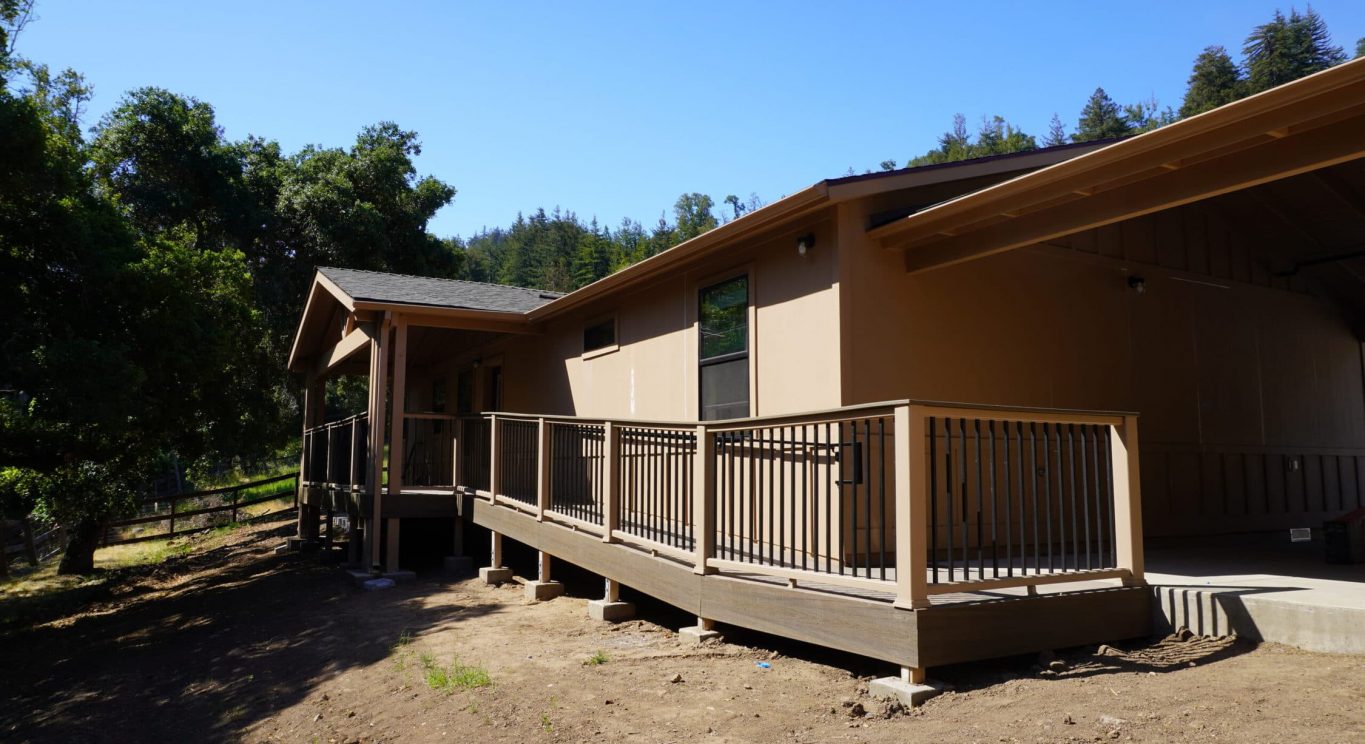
[524,579,564,602]
[868,676,945,707]
[479,566,514,585]
[679,625,722,645]
[587,599,635,622]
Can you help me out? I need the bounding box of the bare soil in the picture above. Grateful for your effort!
[2,512,1363,743]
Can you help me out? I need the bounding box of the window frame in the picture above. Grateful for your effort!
[581,313,620,359]
[695,271,754,421]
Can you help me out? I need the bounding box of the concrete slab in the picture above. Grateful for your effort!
[587,600,635,622]
[679,625,721,645]
[479,566,513,585]
[524,580,564,602]
[868,677,945,707]
[1145,533,1365,654]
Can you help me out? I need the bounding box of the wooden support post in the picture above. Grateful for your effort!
[21,517,39,567]
[367,317,391,570]
[604,577,620,602]
[491,530,503,568]
[385,518,400,574]
[901,665,926,684]
[536,418,550,521]
[894,405,930,610]
[169,497,177,539]
[537,550,552,582]
[230,491,239,524]
[452,417,463,488]
[603,421,619,543]
[488,415,501,499]
[388,318,408,498]
[1112,415,1145,586]
[692,425,716,575]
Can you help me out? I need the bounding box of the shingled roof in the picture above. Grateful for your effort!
[319,266,562,314]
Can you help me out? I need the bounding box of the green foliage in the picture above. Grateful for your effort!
[1180,46,1244,118]
[1243,8,1345,94]
[1072,87,1131,142]
[583,650,609,666]
[1044,114,1067,147]
[1357,36,1364,58]
[459,193,720,293]
[908,113,1037,167]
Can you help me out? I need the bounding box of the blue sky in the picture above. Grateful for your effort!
[18,1,1365,239]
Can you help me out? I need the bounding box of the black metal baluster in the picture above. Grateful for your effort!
[1004,420,1014,578]
[1079,424,1091,571]
[1066,424,1078,571]
[989,419,999,578]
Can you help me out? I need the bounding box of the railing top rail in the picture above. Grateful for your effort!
[474,399,1136,431]
[304,412,369,435]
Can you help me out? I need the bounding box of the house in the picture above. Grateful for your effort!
[286,58,1365,686]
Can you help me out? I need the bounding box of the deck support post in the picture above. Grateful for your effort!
[366,316,392,571]
[588,577,634,621]
[893,404,930,610]
[536,417,550,521]
[679,616,720,645]
[297,378,325,544]
[479,530,512,584]
[602,422,619,543]
[525,549,564,601]
[692,425,716,575]
[1112,415,1145,586]
[385,518,400,574]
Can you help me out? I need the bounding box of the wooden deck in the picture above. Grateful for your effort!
[461,491,1149,669]
[300,400,1154,673]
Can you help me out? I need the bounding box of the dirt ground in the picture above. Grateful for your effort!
[2,512,1363,744]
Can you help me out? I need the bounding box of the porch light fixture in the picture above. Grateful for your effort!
[796,233,816,257]
[1127,275,1146,294]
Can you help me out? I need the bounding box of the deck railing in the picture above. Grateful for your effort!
[302,413,368,487]
[474,401,1142,606]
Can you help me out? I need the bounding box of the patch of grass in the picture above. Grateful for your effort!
[95,539,192,570]
[583,650,609,666]
[419,653,491,691]
[539,713,553,732]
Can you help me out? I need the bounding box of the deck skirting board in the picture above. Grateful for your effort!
[914,587,1151,667]
[461,495,1149,669]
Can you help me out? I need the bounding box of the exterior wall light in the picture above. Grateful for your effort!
[1127,275,1146,294]
[797,233,816,257]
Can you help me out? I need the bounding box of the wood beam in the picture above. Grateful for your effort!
[352,304,539,335]
[388,319,409,498]
[311,323,375,379]
[900,115,1365,274]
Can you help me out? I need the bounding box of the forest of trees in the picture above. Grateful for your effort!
[876,7,1357,173]
[0,0,1360,574]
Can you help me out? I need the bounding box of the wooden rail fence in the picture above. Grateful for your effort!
[102,472,300,546]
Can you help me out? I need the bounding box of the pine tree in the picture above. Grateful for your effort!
[1244,8,1345,94]
[1357,36,1364,58]
[1180,46,1243,118]
[1072,87,1131,142]
[1044,113,1067,147]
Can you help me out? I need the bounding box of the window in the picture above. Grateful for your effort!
[583,316,617,355]
[698,275,749,421]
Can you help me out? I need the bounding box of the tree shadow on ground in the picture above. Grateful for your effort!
[0,513,503,744]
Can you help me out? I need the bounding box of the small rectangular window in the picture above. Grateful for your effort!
[583,317,617,354]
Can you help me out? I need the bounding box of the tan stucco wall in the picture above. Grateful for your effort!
[840,199,1365,536]
[413,212,842,422]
